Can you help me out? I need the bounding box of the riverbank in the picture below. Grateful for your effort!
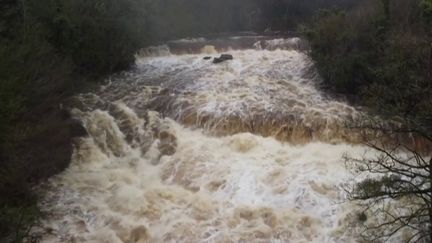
[0,73,98,241]
[305,0,432,120]
[0,1,151,240]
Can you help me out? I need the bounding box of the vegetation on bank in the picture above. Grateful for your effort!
[306,0,432,119]
[0,1,149,241]
[306,0,432,240]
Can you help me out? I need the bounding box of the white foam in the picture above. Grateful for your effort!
[36,38,375,242]
[38,114,371,242]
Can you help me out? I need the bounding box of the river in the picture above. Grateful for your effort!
[35,34,378,242]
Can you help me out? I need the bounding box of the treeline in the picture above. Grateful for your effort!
[144,0,358,39]
[306,1,432,240]
[1,1,151,241]
[255,0,357,29]
[0,0,150,139]
[307,0,432,119]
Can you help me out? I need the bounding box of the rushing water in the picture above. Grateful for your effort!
[35,35,379,242]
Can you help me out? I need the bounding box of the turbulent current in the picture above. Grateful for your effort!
[35,35,378,242]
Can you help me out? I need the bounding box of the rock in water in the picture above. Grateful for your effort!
[129,226,151,243]
[213,54,233,64]
[203,56,212,60]
[158,129,177,156]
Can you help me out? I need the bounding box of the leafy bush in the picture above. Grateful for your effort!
[306,0,432,119]
[308,1,432,240]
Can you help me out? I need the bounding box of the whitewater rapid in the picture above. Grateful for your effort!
[35,36,375,242]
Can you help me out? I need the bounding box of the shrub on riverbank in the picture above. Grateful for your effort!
[306,0,432,240]
[0,0,149,241]
[306,0,432,119]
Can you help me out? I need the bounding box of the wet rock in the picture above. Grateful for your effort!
[158,130,177,156]
[146,95,176,114]
[213,54,233,64]
[67,118,88,138]
[15,105,85,184]
[107,103,144,146]
[158,88,171,95]
[206,180,226,191]
[129,225,151,243]
[260,209,278,228]
[237,208,256,220]
[357,212,367,222]
[203,56,212,60]
[159,143,176,156]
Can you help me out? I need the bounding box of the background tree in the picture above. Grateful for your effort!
[421,0,432,81]
[306,0,432,241]
[306,0,432,118]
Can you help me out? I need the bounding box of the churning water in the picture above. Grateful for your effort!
[35,35,377,242]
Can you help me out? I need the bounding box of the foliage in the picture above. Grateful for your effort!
[307,0,432,240]
[0,205,40,243]
[0,0,152,241]
[255,0,358,30]
[306,0,432,119]
[422,0,432,24]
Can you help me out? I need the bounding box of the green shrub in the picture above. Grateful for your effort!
[306,0,432,119]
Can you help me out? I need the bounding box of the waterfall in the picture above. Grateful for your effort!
[34,35,380,243]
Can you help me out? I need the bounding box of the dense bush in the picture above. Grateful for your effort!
[306,0,432,119]
[0,0,151,241]
[307,1,432,240]
[131,0,359,39]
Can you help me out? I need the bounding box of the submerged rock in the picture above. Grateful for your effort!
[158,129,177,156]
[68,118,88,138]
[213,54,233,64]
[129,225,151,243]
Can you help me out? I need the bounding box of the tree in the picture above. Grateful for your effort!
[421,0,432,81]
[344,117,432,242]
[422,0,432,22]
